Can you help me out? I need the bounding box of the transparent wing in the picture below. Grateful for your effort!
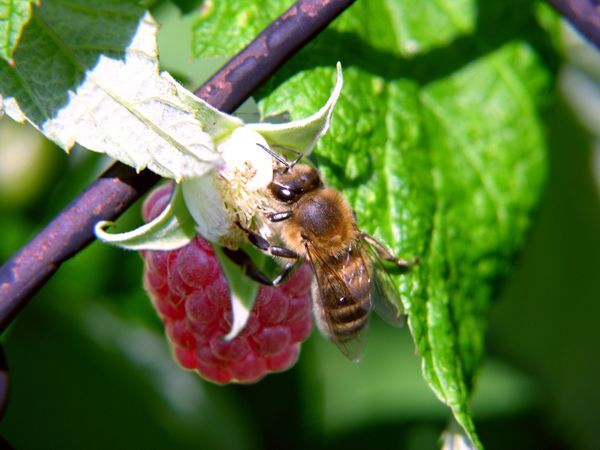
[305,242,369,362]
[362,240,405,328]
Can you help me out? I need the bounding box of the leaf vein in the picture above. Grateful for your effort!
[50,0,141,19]
[421,95,505,231]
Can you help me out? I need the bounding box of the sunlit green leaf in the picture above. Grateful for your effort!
[0,0,33,63]
[247,62,343,155]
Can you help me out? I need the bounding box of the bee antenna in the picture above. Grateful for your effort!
[289,151,303,168]
[256,143,305,172]
[278,145,304,168]
[256,143,290,170]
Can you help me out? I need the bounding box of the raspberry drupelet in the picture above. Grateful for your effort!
[141,184,313,384]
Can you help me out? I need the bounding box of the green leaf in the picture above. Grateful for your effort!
[192,1,290,57]
[248,62,343,156]
[193,1,552,447]
[212,244,260,340]
[95,183,196,251]
[0,1,226,180]
[0,0,33,63]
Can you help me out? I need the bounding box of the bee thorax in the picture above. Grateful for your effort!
[296,189,355,245]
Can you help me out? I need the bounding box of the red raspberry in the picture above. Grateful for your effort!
[141,183,313,384]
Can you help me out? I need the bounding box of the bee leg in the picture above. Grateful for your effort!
[221,247,298,287]
[221,247,274,285]
[267,211,293,222]
[272,258,304,285]
[360,232,418,268]
[235,221,299,260]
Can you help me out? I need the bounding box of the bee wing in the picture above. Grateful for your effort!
[362,241,405,328]
[306,243,369,362]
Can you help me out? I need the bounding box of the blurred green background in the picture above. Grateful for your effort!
[0,2,599,449]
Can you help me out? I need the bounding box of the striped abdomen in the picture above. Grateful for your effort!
[314,249,372,343]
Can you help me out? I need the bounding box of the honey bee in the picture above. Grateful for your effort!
[233,145,415,361]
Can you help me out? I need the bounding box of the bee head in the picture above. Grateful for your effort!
[270,164,323,203]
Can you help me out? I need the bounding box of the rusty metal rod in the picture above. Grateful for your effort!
[195,0,355,111]
[546,0,600,49]
[0,0,356,333]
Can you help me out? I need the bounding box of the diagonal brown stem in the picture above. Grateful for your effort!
[546,0,600,49]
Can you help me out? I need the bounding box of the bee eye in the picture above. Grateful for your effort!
[270,184,298,203]
[280,188,293,200]
[269,164,322,203]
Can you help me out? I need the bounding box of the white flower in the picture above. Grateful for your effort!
[181,127,274,246]
[95,62,344,252]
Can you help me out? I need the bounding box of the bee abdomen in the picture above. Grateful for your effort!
[327,294,370,340]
